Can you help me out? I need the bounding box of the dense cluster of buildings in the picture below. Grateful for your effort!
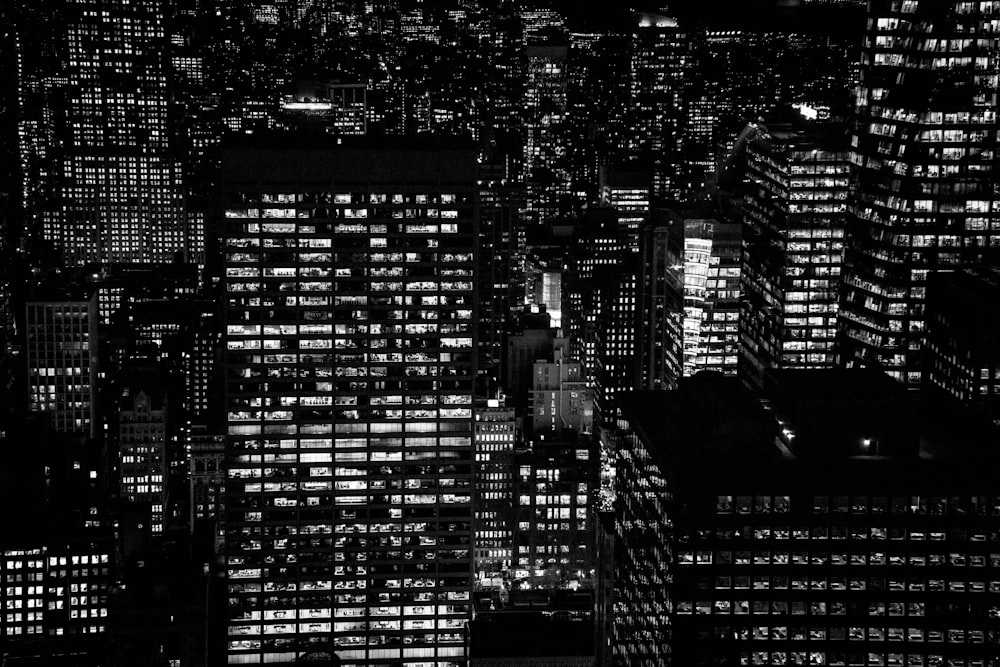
[1,1,999,666]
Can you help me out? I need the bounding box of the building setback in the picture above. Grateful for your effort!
[222,137,477,666]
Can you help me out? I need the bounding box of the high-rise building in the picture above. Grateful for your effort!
[924,267,1000,427]
[530,349,593,436]
[188,426,226,532]
[117,385,169,537]
[839,1,1000,386]
[741,115,849,389]
[682,217,741,377]
[15,0,199,266]
[512,434,597,589]
[222,137,477,666]
[477,164,525,394]
[524,41,570,224]
[473,398,516,588]
[629,12,688,199]
[563,210,630,387]
[598,166,652,252]
[636,210,685,391]
[25,293,99,438]
[592,262,639,433]
[613,370,1000,667]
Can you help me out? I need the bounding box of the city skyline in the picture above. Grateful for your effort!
[1,1,999,666]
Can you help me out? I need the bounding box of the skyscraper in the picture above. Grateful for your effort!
[682,217,741,377]
[473,398,516,587]
[222,137,477,666]
[636,210,685,391]
[741,115,849,389]
[629,11,688,200]
[524,40,570,224]
[839,0,1000,386]
[25,293,99,438]
[15,0,199,266]
[613,370,1000,667]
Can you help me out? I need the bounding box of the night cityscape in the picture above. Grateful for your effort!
[2,0,1000,665]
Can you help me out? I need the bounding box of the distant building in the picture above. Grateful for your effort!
[524,41,571,223]
[740,115,849,389]
[636,210,685,390]
[117,385,169,536]
[507,310,566,412]
[925,268,1000,426]
[188,427,225,538]
[682,217,741,376]
[612,370,1000,666]
[279,81,367,135]
[629,11,688,199]
[530,349,594,435]
[25,294,99,438]
[474,398,517,587]
[599,166,651,252]
[512,434,597,589]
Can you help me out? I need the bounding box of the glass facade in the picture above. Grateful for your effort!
[741,121,849,389]
[223,145,477,666]
[840,1,1000,386]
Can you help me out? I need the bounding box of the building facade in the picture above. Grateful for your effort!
[839,1,1000,386]
[25,295,99,438]
[741,117,849,389]
[223,139,477,666]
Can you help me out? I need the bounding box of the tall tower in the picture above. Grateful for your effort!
[15,0,197,266]
[840,0,1000,386]
[629,11,687,200]
[222,137,477,666]
[741,116,850,390]
[523,40,570,224]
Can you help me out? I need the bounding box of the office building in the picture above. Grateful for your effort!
[592,262,639,433]
[477,164,525,393]
[740,115,849,389]
[636,210,685,391]
[279,81,368,136]
[598,166,652,252]
[839,1,1000,386]
[613,370,1000,666]
[16,0,198,266]
[473,398,517,588]
[25,293,99,438]
[683,217,741,377]
[117,384,169,536]
[222,137,477,666]
[629,11,688,199]
[530,350,593,436]
[524,41,571,224]
[924,268,1000,426]
[0,418,113,656]
[563,210,631,388]
[512,434,597,590]
[506,310,565,412]
[189,427,226,532]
